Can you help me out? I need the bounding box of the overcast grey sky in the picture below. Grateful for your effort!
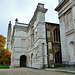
[0,0,59,37]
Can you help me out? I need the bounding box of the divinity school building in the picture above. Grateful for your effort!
[7,0,75,68]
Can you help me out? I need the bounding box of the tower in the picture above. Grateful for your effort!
[7,21,12,52]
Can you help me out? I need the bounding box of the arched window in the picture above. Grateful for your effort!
[36,32,37,42]
[31,53,33,66]
[53,28,60,42]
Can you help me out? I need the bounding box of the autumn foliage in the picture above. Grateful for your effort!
[0,35,6,49]
[0,35,11,65]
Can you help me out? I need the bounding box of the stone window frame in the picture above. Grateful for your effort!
[21,39,26,47]
[36,54,37,62]
[31,27,34,46]
[32,30,34,43]
[65,9,73,29]
[36,32,37,42]
[53,28,60,42]
[31,53,33,65]
[31,35,32,46]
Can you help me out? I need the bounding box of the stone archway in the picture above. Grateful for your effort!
[20,55,27,67]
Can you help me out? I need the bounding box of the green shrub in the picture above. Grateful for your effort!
[0,65,9,68]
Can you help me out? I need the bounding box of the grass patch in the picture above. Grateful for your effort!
[0,65,9,69]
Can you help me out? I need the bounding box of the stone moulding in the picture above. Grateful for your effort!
[55,0,69,11]
[65,27,74,35]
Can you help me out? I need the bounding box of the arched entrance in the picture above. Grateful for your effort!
[55,51,62,64]
[20,55,27,67]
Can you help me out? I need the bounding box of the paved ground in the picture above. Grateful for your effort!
[45,68,75,74]
[0,68,74,75]
[52,67,75,71]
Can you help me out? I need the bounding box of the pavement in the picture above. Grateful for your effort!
[0,68,74,75]
[45,67,75,74]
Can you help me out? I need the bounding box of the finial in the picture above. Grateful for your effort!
[9,21,11,26]
[15,18,18,22]
[9,21,11,24]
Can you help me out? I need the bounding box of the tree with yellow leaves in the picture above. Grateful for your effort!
[0,35,11,65]
[0,35,6,49]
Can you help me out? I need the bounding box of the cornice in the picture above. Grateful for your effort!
[29,7,48,26]
[55,0,69,11]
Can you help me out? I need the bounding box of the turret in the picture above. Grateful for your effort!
[7,21,12,52]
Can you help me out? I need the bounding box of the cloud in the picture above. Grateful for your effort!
[0,0,59,37]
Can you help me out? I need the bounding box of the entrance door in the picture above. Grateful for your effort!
[20,55,26,67]
[55,51,62,64]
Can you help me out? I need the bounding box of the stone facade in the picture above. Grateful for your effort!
[45,22,62,67]
[11,3,48,68]
[7,3,61,68]
[55,0,75,66]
